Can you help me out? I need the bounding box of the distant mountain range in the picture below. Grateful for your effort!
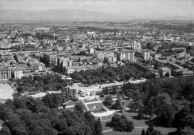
[0,9,191,22]
[0,9,126,22]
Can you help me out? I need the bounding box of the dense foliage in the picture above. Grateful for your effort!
[15,74,68,94]
[122,76,194,134]
[0,95,102,135]
[103,95,113,106]
[70,63,153,85]
[110,113,134,132]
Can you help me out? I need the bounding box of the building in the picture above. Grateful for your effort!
[119,50,135,62]
[107,56,117,63]
[132,41,141,50]
[142,50,151,61]
[58,57,73,67]
[94,51,114,61]
[57,57,73,73]
[0,66,11,80]
[89,47,95,55]
[29,62,43,71]
[159,67,171,77]
[66,66,87,74]
[13,69,24,79]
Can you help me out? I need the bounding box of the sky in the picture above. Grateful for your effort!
[0,0,193,19]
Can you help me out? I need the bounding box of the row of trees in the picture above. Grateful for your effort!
[70,63,153,85]
[0,93,103,135]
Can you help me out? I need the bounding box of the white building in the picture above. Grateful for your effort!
[119,50,135,62]
[13,70,23,79]
[142,50,150,61]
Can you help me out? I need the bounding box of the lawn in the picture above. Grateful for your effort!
[83,97,98,103]
[65,107,74,111]
[64,100,76,107]
[102,112,176,135]
[103,127,176,135]
[87,102,103,110]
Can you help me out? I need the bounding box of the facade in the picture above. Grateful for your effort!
[89,47,95,54]
[49,54,58,66]
[13,70,24,79]
[132,41,141,50]
[142,50,151,61]
[66,66,87,74]
[57,57,73,73]
[159,67,171,77]
[119,50,135,62]
[29,62,43,71]
[94,51,114,61]
[0,66,11,80]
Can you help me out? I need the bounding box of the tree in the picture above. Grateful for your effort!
[148,99,154,119]
[103,95,113,107]
[42,93,63,108]
[0,126,12,135]
[74,101,85,113]
[84,111,96,135]
[79,51,87,55]
[111,113,120,127]
[103,57,110,65]
[113,98,124,110]
[110,114,134,132]
[85,125,93,135]
[13,96,27,109]
[137,107,144,119]
[147,122,154,133]
[142,129,146,135]
[146,123,162,135]
[165,72,170,78]
[178,127,194,135]
[95,118,103,135]
[160,104,175,127]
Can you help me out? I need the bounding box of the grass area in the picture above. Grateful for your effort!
[83,98,98,103]
[102,112,176,135]
[103,127,176,135]
[64,100,76,106]
[65,107,74,111]
[99,95,117,101]
[87,102,103,110]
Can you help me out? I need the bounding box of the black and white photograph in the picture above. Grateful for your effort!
[0,0,194,135]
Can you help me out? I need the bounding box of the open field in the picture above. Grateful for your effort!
[0,82,15,100]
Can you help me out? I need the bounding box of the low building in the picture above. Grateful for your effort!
[0,66,11,80]
[159,67,171,77]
